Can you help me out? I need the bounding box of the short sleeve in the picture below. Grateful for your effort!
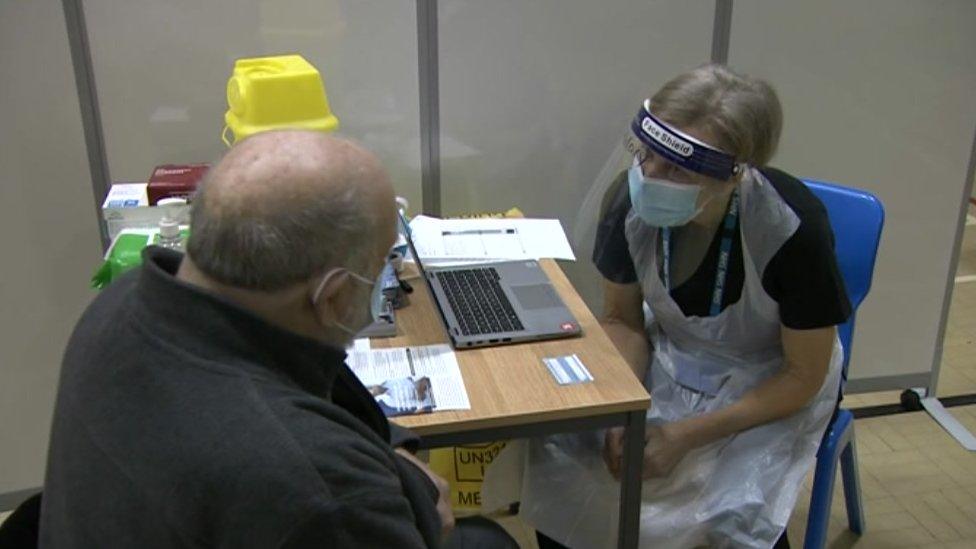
[592,171,638,284]
[763,197,852,330]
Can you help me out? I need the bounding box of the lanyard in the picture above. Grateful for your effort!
[662,189,740,317]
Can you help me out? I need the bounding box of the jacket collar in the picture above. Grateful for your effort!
[133,247,346,399]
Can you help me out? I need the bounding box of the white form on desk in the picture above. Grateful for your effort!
[347,340,471,412]
[407,216,576,266]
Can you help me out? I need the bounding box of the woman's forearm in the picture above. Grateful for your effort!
[674,367,825,450]
[672,325,834,450]
[601,319,651,380]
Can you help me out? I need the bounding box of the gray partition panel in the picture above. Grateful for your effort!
[438,0,714,309]
[729,0,976,390]
[83,0,424,211]
[0,0,102,495]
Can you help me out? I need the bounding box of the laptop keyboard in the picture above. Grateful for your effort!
[435,268,526,336]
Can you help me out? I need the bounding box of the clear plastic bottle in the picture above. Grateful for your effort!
[156,198,186,251]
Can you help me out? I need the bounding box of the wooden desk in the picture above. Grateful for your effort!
[379,260,650,549]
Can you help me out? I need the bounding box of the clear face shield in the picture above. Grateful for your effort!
[572,100,743,261]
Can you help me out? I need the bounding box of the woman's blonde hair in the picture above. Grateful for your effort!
[650,64,783,167]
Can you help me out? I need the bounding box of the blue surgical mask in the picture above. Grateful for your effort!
[312,267,385,336]
[628,162,702,227]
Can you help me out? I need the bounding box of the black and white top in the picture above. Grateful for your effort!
[594,167,851,330]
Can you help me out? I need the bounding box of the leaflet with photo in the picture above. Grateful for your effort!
[346,341,471,417]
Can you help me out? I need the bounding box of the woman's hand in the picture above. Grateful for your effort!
[603,422,694,481]
[602,427,626,479]
[641,423,692,480]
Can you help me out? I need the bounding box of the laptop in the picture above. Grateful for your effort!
[399,214,581,349]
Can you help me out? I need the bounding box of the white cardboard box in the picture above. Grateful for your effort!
[102,183,190,241]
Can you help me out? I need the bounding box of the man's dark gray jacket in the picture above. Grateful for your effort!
[40,247,442,548]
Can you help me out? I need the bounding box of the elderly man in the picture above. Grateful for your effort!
[39,132,514,548]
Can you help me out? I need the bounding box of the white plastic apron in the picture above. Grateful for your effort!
[516,169,842,548]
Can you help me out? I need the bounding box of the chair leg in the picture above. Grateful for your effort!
[840,436,865,535]
[804,441,840,549]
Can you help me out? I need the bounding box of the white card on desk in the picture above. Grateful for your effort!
[543,354,593,385]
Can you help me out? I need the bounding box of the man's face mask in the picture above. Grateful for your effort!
[311,267,384,336]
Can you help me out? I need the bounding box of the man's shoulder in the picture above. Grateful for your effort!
[58,307,399,498]
[69,267,140,342]
[135,366,398,485]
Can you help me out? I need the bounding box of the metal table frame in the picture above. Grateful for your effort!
[417,410,646,549]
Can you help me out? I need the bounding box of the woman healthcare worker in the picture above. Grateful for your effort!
[519,65,850,548]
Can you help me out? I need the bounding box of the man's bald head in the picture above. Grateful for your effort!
[187,131,396,291]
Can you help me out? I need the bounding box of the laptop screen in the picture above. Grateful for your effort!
[397,212,454,336]
[398,211,428,277]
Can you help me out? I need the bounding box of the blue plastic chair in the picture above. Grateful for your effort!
[801,180,885,549]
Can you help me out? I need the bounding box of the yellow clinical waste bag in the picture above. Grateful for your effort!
[428,442,508,512]
[222,54,339,146]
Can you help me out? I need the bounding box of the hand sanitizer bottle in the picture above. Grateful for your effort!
[156,197,187,251]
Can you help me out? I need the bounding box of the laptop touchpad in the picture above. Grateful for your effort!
[511,284,561,310]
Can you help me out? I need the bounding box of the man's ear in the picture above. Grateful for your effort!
[310,270,350,321]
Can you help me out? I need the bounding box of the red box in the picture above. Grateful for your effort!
[147,164,209,205]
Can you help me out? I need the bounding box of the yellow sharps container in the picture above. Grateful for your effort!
[222,54,339,146]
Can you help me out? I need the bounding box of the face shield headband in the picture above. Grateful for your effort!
[630,100,740,180]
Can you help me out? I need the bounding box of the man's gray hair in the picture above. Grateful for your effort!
[651,64,783,167]
[186,174,375,291]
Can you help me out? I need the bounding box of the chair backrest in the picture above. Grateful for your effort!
[801,180,885,376]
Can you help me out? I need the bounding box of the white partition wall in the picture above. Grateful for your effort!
[83,0,424,210]
[728,0,976,391]
[0,1,102,500]
[438,0,715,309]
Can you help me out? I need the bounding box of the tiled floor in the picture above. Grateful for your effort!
[783,405,976,548]
[4,218,975,547]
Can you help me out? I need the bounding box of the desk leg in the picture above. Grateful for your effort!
[618,411,645,549]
